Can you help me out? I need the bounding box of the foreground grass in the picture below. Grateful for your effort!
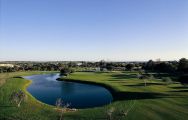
[0,71,59,120]
[0,71,188,120]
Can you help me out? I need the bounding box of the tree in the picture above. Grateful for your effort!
[55,98,70,120]
[138,75,148,87]
[144,60,155,71]
[106,107,115,120]
[67,62,77,67]
[99,60,106,69]
[179,75,188,85]
[154,62,176,73]
[178,58,188,73]
[105,100,136,120]
[106,63,114,71]
[125,64,134,71]
[9,90,27,107]
[60,67,74,76]
[138,72,154,87]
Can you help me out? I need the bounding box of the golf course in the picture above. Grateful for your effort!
[1,0,188,120]
[1,71,188,120]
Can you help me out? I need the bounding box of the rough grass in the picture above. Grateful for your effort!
[0,71,188,120]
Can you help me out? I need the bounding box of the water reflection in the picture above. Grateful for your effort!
[60,82,75,94]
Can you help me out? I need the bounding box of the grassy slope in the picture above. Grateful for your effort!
[0,71,188,120]
[62,72,188,120]
[0,72,59,120]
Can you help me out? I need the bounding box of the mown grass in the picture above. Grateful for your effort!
[0,71,188,120]
[61,72,188,120]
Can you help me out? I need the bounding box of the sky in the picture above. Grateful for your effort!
[0,0,188,61]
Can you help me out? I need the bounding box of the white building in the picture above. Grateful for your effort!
[0,64,14,68]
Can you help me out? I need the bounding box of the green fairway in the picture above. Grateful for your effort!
[0,71,188,120]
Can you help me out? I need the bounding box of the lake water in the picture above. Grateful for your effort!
[23,73,113,109]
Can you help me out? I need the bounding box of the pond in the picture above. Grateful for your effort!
[23,73,113,109]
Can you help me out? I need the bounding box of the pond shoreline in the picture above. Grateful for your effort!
[19,76,57,108]
[22,74,113,108]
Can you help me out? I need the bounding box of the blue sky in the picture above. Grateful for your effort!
[0,0,188,61]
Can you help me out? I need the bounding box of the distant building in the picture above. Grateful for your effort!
[0,64,14,68]
[77,63,82,66]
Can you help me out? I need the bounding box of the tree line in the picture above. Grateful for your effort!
[1,58,188,84]
[0,58,188,74]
